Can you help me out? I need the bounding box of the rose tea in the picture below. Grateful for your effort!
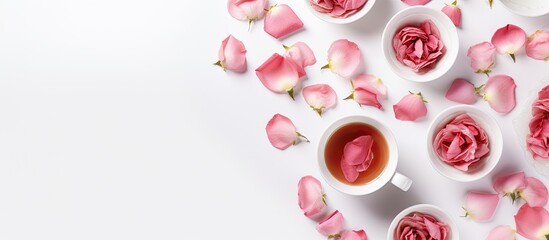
[325,122,389,185]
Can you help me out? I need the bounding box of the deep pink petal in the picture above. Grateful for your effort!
[341,160,359,182]
[486,225,516,240]
[284,42,316,77]
[218,35,247,73]
[265,114,297,150]
[354,88,382,109]
[256,53,300,94]
[515,204,549,240]
[464,191,500,222]
[401,0,431,5]
[393,93,428,121]
[297,175,325,217]
[493,172,527,195]
[353,230,368,240]
[317,210,344,236]
[340,230,368,240]
[327,39,362,79]
[483,74,516,114]
[521,176,549,207]
[302,84,337,114]
[441,4,461,27]
[353,74,388,98]
[491,24,527,55]
[309,0,334,13]
[264,4,304,39]
[343,135,373,165]
[227,0,268,21]
[445,78,477,104]
[467,41,496,73]
[526,30,549,61]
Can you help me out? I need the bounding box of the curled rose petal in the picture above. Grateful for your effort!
[353,74,387,98]
[302,84,337,116]
[493,171,527,201]
[256,53,300,100]
[395,212,449,240]
[322,39,362,79]
[491,24,527,62]
[297,175,326,217]
[441,2,461,27]
[340,230,368,240]
[215,35,247,73]
[284,42,316,78]
[310,0,367,18]
[467,41,496,75]
[264,4,304,39]
[341,135,374,182]
[393,20,445,73]
[265,114,307,150]
[521,176,549,207]
[463,191,500,222]
[527,86,549,160]
[317,210,344,237]
[393,92,428,121]
[345,77,384,109]
[526,30,549,61]
[486,225,516,240]
[227,0,268,23]
[482,74,516,114]
[515,204,549,240]
[445,78,477,104]
[401,0,431,5]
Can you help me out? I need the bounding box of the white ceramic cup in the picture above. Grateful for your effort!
[303,0,376,24]
[500,0,549,17]
[387,204,459,240]
[426,105,503,182]
[317,115,412,195]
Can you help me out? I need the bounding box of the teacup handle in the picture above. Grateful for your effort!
[391,172,412,191]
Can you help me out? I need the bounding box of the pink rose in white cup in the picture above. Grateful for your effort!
[309,0,368,18]
[395,212,449,240]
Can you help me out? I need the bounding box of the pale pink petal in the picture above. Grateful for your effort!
[325,39,362,79]
[463,191,500,222]
[217,35,247,73]
[302,84,337,115]
[256,53,300,97]
[526,30,549,61]
[297,175,326,217]
[317,210,344,236]
[445,78,477,104]
[401,0,431,5]
[493,172,527,196]
[227,0,268,21]
[515,204,549,240]
[264,4,304,39]
[483,74,516,114]
[521,176,548,207]
[284,42,316,77]
[491,24,527,61]
[442,4,461,27]
[265,114,298,150]
[353,88,382,109]
[486,225,516,240]
[467,41,496,74]
[353,74,387,98]
[393,92,428,121]
[340,230,368,240]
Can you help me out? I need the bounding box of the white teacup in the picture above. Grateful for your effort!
[317,115,412,195]
[387,204,459,240]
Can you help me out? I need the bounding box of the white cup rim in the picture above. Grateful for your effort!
[387,204,459,240]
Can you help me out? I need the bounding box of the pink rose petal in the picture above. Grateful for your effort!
[227,0,268,22]
[483,74,516,114]
[341,135,374,182]
[441,3,461,27]
[401,0,431,5]
[317,210,344,237]
[463,191,500,222]
[445,78,477,104]
[265,114,303,150]
[302,84,337,116]
[340,230,368,240]
[521,176,549,207]
[493,171,527,197]
[297,175,326,217]
[216,35,247,73]
[284,42,316,78]
[515,204,549,240]
[256,53,300,99]
[467,41,496,75]
[352,88,382,109]
[393,92,428,121]
[526,30,549,61]
[486,225,516,240]
[353,74,387,98]
[324,39,362,79]
[491,24,527,62]
[264,4,304,39]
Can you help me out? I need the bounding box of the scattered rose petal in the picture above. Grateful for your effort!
[322,39,362,79]
[227,0,268,25]
[445,78,477,104]
[264,4,304,39]
[521,176,549,207]
[393,92,428,121]
[486,225,516,240]
[302,84,337,116]
[215,35,247,73]
[491,24,527,62]
[493,171,527,202]
[482,74,516,114]
[467,41,496,76]
[256,53,300,100]
[297,175,326,217]
[265,114,308,150]
[515,204,549,240]
[401,0,431,5]
[317,210,344,238]
[441,1,461,27]
[353,74,387,98]
[463,191,500,222]
[340,230,368,240]
[341,135,374,182]
[526,30,549,61]
[284,42,316,78]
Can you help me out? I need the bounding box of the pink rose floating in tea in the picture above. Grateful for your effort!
[433,113,490,172]
[309,0,368,18]
[393,20,446,73]
[394,212,449,240]
[341,135,374,182]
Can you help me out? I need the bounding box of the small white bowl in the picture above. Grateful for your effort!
[426,105,503,182]
[500,0,549,17]
[303,0,376,24]
[381,6,459,82]
[387,204,459,240]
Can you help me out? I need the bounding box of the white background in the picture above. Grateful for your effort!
[1,0,549,239]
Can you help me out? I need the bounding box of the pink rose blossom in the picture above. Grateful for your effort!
[345,74,387,109]
[309,0,368,18]
[340,230,368,240]
[463,191,500,222]
[482,74,516,114]
[401,0,431,6]
[227,0,268,24]
[302,84,337,116]
[264,4,304,39]
[395,212,449,240]
[445,78,477,104]
[283,42,316,78]
[486,225,516,240]
[521,177,548,207]
[515,204,549,240]
[297,175,326,217]
[526,30,549,61]
[527,85,549,160]
[215,35,247,73]
[433,113,490,172]
[441,1,461,27]
[322,39,362,79]
[467,41,496,76]
[393,20,446,73]
[341,135,374,182]
[256,53,300,100]
[491,24,527,62]
[265,114,308,150]
[317,210,344,238]
[393,92,428,121]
